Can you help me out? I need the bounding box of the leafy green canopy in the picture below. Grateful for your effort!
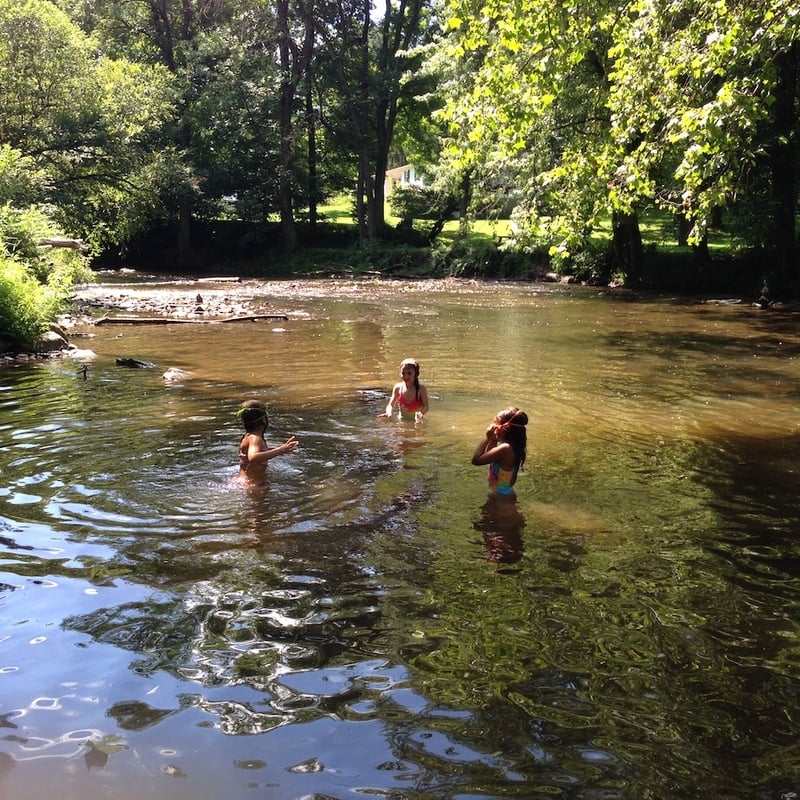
[606,0,799,233]
[438,0,800,272]
[0,0,175,251]
[0,0,173,351]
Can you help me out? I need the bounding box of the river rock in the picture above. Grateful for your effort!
[65,346,97,361]
[116,357,156,368]
[163,367,193,382]
[35,330,69,351]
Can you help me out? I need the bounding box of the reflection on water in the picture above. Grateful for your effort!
[473,495,526,570]
[2,278,800,798]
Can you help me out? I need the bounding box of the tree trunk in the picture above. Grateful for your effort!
[306,82,318,237]
[692,231,711,265]
[458,168,473,237]
[611,210,644,286]
[277,0,298,255]
[356,159,368,241]
[769,42,799,297]
[276,0,316,254]
[178,197,192,266]
[370,94,390,239]
[676,213,690,247]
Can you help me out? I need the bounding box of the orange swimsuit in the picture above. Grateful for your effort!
[398,393,423,412]
[397,390,423,420]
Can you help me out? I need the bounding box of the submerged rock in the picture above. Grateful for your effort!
[162,367,193,382]
[115,357,156,368]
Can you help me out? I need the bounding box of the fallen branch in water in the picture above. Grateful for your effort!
[94,314,288,326]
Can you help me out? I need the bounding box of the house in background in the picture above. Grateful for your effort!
[384,164,425,197]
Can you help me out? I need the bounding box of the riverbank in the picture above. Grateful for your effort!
[0,271,781,367]
[4,274,540,365]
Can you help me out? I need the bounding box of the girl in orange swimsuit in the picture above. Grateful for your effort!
[379,358,430,421]
[236,400,298,484]
[471,406,529,495]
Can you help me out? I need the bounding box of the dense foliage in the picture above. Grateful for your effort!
[0,0,798,318]
[437,0,800,291]
[0,192,91,349]
[0,0,161,349]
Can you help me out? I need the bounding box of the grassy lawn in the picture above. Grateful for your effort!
[318,194,742,253]
[318,195,355,223]
[319,194,514,243]
[592,207,742,254]
[314,197,751,293]
[308,194,759,290]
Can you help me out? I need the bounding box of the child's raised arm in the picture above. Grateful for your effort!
[248,435,298,464]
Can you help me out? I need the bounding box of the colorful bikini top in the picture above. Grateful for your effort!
[488,461,518,495]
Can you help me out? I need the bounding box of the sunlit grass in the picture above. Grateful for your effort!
[318,194,354,223]
[591,208,743,253]
[319,195,513,244]
[317,195,740,253]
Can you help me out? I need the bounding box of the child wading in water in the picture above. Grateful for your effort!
[236,400,298,484]
[471,407,529,495]
[379,358,429,421]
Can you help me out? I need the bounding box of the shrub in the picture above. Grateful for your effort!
[0,258,58,348]
[0,203,92,351]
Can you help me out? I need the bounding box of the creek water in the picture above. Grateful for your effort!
[2,275,800,799]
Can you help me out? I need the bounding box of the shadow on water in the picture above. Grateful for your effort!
[472,495,526,573]
[692,428,800,600]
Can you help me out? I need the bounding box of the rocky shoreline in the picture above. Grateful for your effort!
[4,273,541,364]
[1,275,277,365]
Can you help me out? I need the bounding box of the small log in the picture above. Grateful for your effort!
[116,357,156,368]
[220,314,289,323]
[98,316,187,326]
[95,314,288,326]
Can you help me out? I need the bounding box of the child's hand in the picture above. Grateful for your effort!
[282,436,298,454]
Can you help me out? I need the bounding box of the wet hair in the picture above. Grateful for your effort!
[495,406,528,471]
[400,358,420,396]
[238,400,268,432]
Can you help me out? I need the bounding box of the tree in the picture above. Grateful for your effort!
[438,0,644,280]
[439,0,800,289]
[276,0,315,253]
[60,0,254,263]
[317,0,430,242]
[0,147,92,350]
[605,0,800,292]
[0,0,173,250]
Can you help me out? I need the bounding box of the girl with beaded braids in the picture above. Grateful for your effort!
[236,400,298,484]
[471,407,529,496]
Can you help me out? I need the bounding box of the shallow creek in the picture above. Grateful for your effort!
[1,275,800,799]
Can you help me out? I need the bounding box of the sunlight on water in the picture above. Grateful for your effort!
[2,278,800,799]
